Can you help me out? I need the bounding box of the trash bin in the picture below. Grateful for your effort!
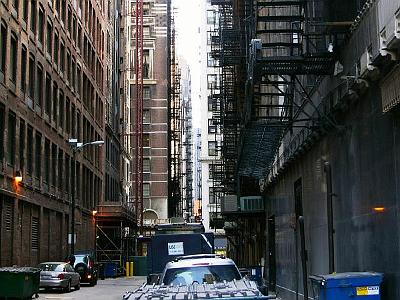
[104,262,117,278]
[0,267,41,299]
[310,272,383,300]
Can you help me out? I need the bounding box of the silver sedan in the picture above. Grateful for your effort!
[39,262,80,292]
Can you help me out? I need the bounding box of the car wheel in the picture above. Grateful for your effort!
[64,280,71,293]
[75,281,80,290]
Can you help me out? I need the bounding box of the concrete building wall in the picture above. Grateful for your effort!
[263,2,400,299]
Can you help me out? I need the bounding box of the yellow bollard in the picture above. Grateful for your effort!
[126,262,130,277]
[130,261,134,277]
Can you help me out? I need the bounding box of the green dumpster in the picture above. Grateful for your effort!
[0,267,41,299]
[130,256,147,276]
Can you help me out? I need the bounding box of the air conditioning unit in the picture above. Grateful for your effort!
[239,196,264,212]
[358,48,378,79]
[221,194,238,213]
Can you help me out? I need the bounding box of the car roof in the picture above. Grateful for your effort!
[39,262,67,265]
[164,256,237,269]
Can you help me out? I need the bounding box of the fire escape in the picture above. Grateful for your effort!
[169,16,183,218]
[134,0,144,231]
[210,0,343,265]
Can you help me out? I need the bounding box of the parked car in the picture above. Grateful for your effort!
[74,253,98,286]
[38,262,80,292]
[160,254,242,285]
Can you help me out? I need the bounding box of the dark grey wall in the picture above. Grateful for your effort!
[265,83,400,299]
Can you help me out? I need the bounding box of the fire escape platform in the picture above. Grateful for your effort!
[238,122,284,179]
[96,203,136,225]
[256,56,335,75]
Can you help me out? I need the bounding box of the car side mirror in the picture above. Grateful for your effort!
[147,273,160,284]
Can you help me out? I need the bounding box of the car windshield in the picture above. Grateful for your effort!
[163,265,241,285]
[39,263,64,272]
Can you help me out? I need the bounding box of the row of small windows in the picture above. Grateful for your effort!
[7,0,105,94]
[0,22,104,130]
[0,104,101,210]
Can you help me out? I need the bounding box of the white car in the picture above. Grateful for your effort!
[160,254,242,285]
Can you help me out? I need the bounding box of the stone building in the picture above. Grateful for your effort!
[0,0,120,266]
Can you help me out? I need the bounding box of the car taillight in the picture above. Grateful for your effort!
[58,274,65,280]
[89,260,94,268]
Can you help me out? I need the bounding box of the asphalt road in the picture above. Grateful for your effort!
[37,276,146,300]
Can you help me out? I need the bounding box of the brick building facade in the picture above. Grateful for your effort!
[0,0,111,266]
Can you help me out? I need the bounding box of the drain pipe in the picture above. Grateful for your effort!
[298,216,308,300]
[324,162,335,274]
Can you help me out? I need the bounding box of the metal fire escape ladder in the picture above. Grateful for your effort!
[134,0,144,231]
[169,17,183,217]
[238,0,338,179]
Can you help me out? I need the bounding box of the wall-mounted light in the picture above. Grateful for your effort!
[373,207,385,213]
[14,170,23,184]
[92,210,98,216]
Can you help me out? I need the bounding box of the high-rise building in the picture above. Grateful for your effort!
[200,0,222,231]
[125,0,170,225]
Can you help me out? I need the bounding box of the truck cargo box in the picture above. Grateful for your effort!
[147,232,214,275]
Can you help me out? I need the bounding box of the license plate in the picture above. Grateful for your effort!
[356,286,379,296]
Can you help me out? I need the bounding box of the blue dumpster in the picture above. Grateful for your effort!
[104,262,116,278]
[310,272,383,300]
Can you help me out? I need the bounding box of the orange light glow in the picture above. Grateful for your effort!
[92,210,98,216]
[14,175,23,184]
[373,207,385,213]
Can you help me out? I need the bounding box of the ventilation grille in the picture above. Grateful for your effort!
[31,217,39,251]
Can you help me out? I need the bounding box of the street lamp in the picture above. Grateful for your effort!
[68,139,104,256]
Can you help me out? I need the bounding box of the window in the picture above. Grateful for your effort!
[144,86,151,99]
[208,141,217,156]
[143,158,150,173]
[23,0,28,21]
[28,55,35,98]
[34,132,41,178]
[19,119,25,171]
[35,64,43,107]
[143,133,150,147]
[66,51,71,81]
[54,32,59,66]
[143,183,150,198]
[143,109,151,124]
[76,65,81,95]
[21,46,27,92]
[55,0,60,15]
[66,97,70,133]
[30,0,36,34]
[31,217,39,251]
[207,74,218,90]
[27,125,33,174]
[46,21,52,56]
[209,187,215,204]
[57,149,63,190]
[67,7,72,34]
[51,144,56,186]
[143,50,151,79]
[58,90,64,129]
[10,34,18,84]
[143,3,150,15]
[72,16,76,42]
[77,24,81,50]
[13,0,19,10]
[44,139,50,183]
[52,82,58,123]
[207,10,216,25]
[45,74,51,115]
[61,0,66,23]
[7,112,16,166]
[38,7,44,44]
[208,119,216,134]
[0,23,6,77]
[60,41,65,73]
[0,104,4,160]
